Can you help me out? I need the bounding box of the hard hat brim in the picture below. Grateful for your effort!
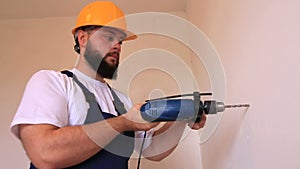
[119,28,137,41]
[72,25,137,41]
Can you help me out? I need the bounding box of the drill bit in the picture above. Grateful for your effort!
[206,102,250,114]
[224,104,250,108]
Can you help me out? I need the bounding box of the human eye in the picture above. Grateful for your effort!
[103,34,115,42]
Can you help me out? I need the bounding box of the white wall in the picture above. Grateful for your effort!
[0,17,77,168]
[186,0,300,168]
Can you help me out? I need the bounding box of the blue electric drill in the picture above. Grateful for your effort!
[140,92,250,122]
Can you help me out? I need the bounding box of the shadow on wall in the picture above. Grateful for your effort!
[201,106,251,168]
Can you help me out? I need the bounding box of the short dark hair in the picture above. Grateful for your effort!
[73,25,102,54]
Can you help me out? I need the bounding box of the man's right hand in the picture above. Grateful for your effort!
[121,104,160,131]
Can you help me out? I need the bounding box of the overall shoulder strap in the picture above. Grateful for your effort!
[61,70,103,124]
[107,84,127,115]
[61,70,98,104]
[60,70,127,120]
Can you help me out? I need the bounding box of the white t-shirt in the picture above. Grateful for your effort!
[10,69,153,151]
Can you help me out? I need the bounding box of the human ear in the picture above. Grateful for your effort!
[77,30,89,48]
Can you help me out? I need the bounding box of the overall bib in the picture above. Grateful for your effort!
[30,70,135,169]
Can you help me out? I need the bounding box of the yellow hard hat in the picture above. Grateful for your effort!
[72,1,136,41]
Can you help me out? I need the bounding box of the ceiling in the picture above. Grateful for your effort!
[0,0,187,20]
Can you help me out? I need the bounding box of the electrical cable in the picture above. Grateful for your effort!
[137,131,147,169]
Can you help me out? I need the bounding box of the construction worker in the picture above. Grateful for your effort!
[10,1,206,169]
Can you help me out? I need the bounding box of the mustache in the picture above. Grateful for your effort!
[105,51,119,58]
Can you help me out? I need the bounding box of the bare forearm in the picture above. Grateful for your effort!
[19,116,127,168]
[19,106,158,168]
[20,124,94,168]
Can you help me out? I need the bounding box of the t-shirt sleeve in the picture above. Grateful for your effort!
[10,70,69,138]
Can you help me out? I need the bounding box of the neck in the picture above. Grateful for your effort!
[75,56,106,83]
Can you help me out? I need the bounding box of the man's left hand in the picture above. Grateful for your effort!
[188,114,207,130]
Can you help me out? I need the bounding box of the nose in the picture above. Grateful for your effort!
[112,41,121,52]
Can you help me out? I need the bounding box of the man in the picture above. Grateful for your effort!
[10,1,206,169]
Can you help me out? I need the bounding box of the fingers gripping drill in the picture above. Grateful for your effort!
[140,92,250,122]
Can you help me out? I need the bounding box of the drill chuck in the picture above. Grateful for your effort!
[203,101,225,114]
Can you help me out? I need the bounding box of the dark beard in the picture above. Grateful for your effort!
[83,41,118,79]
[97,59,118,79]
